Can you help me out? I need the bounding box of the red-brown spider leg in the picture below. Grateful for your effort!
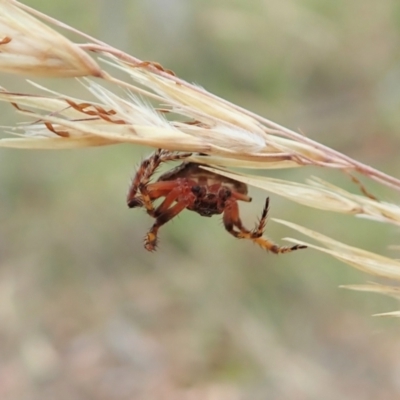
[145,200,190,251]
[223,198,306,254]
[252,197,269,237]
[250,198,307,253]
[136,183,156,216]
[135,181,184,217]
[159,151,192,163]
[127,150,192,208]
[127,149,163,207]
[151,183,188,217]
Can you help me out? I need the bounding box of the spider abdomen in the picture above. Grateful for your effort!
[186,184,232,217]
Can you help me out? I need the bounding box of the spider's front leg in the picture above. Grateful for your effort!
[126,149,192,214]
[143,182,194,251]
[127,149,162,210]
[144,200,189,251]
[223,197,306,254]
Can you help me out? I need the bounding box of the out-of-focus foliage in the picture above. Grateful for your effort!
[0,0,400,399]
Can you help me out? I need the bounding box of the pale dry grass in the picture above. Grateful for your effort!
[0,0,399,311]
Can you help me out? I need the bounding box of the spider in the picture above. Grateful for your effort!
[127,149,306,254]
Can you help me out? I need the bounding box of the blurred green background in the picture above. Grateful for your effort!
[1,0,400,399]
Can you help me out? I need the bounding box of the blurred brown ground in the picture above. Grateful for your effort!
[1,0,400,399]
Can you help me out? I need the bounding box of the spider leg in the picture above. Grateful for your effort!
[144,182,194,250]
[252,197,269,238]
[127,149,191,209]
[144,199,190,251]
[223,197,306,254]
[127,149,162,208]
[132,180,185,217]
[136,183,156,216]
[158,150,193,163]
[151,182,187,216]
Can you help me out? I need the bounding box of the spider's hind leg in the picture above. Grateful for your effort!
[223,197,306,254]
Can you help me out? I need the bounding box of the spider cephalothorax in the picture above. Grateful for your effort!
[127,149,306,253]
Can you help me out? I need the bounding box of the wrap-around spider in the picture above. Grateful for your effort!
[127,149,306,254]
